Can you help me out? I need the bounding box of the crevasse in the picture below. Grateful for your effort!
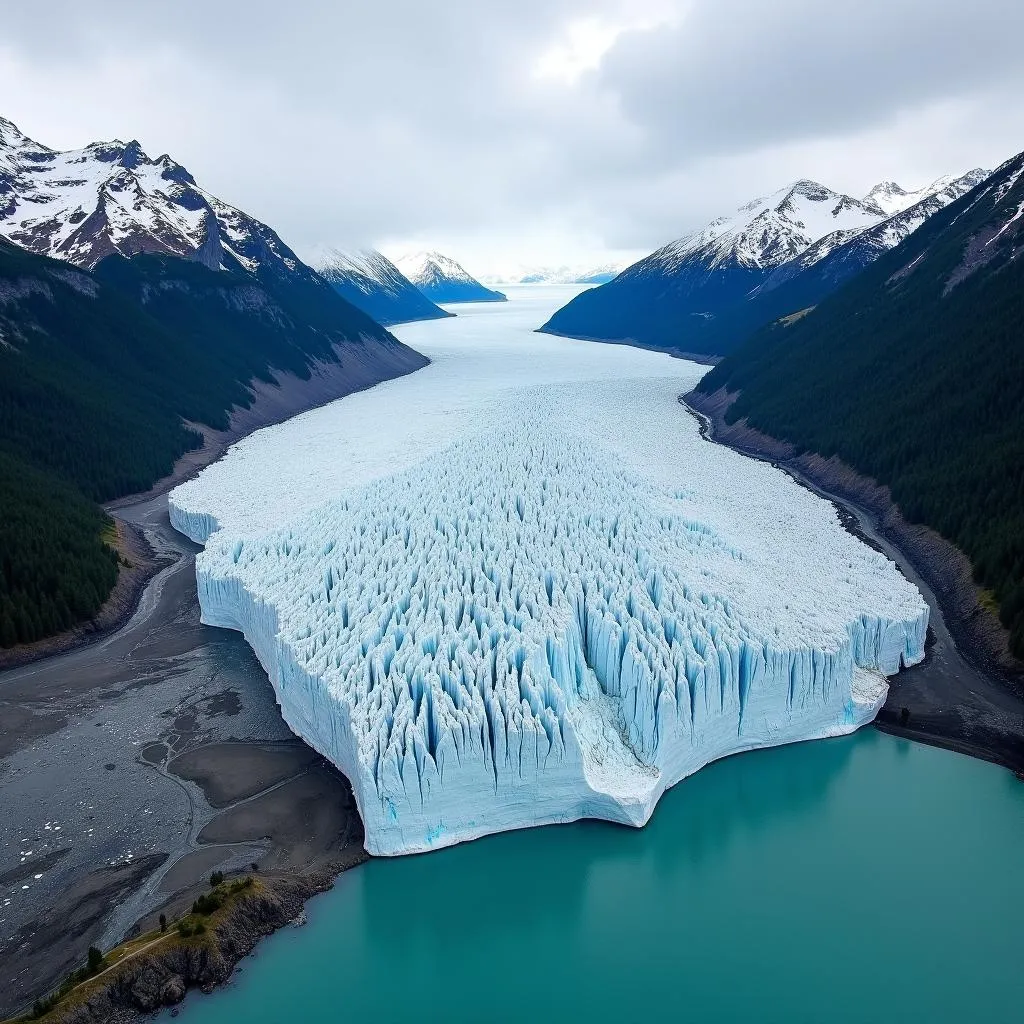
[171,411,926,856]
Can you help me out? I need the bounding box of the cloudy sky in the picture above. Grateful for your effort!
[4,0,1024,277]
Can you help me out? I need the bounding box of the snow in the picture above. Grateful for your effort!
[0,116,310,282]
[639,171,989,281]
[395,250,479,288]
[481,262,628,286]
[759,168,991,289]
[392,250,504,303]
[863,171,986,217]
[169,287,927,856]
[987,200,1024,245]
[648,180,884,274]
[312,246,410,298]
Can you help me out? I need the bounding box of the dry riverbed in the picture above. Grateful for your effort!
[0,495,366,1020]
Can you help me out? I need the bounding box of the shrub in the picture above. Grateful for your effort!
[192,891,224,916]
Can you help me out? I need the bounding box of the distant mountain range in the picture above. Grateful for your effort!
[313,247,451,325]
[395,251,506,303]
[541,170,988,355]
[0,115,426,650]
[482,263,627,286]
[0,117,452,334]
[694,153,1024,659]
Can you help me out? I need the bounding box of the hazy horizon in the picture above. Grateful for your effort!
[4,0,1024,277]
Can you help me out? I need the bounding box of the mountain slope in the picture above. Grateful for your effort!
[541,173,983,356]
[395,251,506,303]
[696,154,1024,656]
[0,110,432,651]
[0,115,317,285]
[314,247,451,325]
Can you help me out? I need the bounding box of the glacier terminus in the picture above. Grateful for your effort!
[169,288,928,856]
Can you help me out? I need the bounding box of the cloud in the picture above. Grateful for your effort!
[1,0,1023,271]
[600,0,1024,165]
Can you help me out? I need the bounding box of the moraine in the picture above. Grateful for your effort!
[168,286,927,856]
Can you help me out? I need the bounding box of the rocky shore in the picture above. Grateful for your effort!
[0,494,369,1019]
[22,871,359,1024]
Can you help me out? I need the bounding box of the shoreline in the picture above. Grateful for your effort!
[6,333,1020,1017]
[534,326,722,366]
[683,387,1024,775]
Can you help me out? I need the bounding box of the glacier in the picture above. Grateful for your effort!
[169,288,928,856]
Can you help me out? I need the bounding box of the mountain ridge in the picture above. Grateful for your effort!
[313,246,452,325]
[0,114,431,651]
[540,169,987,355]
[395,250,506,303]
[695,151,1024,658]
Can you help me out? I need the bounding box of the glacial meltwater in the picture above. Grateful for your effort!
[173,731,1023,1023]
[168,289,1023,1021]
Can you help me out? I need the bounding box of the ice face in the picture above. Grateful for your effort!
[170,287,928,856]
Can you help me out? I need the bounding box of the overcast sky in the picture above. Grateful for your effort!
[4,0,1024,276]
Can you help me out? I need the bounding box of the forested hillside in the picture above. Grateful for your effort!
[698,154,1024,656]
[0,239,421,647]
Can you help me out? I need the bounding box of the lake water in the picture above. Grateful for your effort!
[170,288,1023,1021]
[175,730,1023,1023]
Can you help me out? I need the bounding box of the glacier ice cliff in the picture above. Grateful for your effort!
[170,289,928,856]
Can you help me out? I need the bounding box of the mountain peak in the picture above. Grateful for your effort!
[785,178,834,199]
[313,246,452,325]
[395,250,506,303]
[0,112,320,283]
[120,140,146,169]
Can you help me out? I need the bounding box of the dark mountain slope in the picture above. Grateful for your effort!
[314,248,451,325]
[0,238,426,647]
[541,172,984,357]
[697,154,1024,655]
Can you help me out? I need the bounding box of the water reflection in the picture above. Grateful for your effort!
[170,732,1024,1024]
[357,733,861,953]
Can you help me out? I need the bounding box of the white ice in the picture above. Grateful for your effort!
[170,287,927,856]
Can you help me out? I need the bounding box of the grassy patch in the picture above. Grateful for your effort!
[777,306,815,326]
[7,875,260,1022]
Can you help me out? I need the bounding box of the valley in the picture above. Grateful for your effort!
[1,285,1021,1024]
[2,22,1023,1016]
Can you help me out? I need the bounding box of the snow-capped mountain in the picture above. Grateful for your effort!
[394,251,506,303]
[638,180,887,279]
[483,262,627,286]
[754,168,990,297]
[0,115,320,289]
[313,247,451,325]
[860,175,979,218]
[542,171,988,356]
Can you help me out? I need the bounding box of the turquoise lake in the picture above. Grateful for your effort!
[173,731,1023,1023]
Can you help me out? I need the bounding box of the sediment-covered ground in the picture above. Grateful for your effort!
[0,494,363,1019]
